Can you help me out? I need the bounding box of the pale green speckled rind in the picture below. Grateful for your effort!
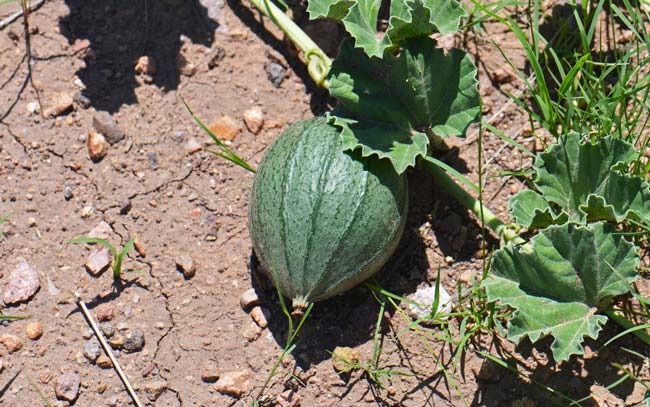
[249,117,408,304]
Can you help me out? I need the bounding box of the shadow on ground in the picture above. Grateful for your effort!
[59,0,215,113]
[471,325,647,406]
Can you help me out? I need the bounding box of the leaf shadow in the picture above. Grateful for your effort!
[224,0,334,116]
[58,0,215,113]
[472,321,648,406]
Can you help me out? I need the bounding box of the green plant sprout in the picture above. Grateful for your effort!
[0,212,12,239]
[66,236,138,280]
[253,283,313,405]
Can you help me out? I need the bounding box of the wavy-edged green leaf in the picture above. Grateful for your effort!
[484,222,638,361]
[510,135,650,227]
[308,0,464,58]
[328,37,480,173]
[509,190,568,228]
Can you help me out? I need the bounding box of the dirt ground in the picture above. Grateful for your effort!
[0,0,648,406]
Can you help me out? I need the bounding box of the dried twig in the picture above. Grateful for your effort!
[75,294,145,407]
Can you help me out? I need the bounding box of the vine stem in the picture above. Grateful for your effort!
[420,158,524,245]
[246,0,332,87]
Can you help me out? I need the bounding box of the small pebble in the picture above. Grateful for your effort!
[145,380,167,401]
[84,248,112,276]
[84,339,101,362]
[208,116,241,142]
[265,62,286,87]
[239,288,260,310]
[88,221,112,239]
[134,237,146,257]
[80,205,93,218]
[331,347,360,372]
[54,372,80,402]
[27,101,40,114]
[3,260,40,305]
[100,322,114,337]
[64,187,73,201]
[109,332,125,349]
[44,92,73,118]
[250,306,269,329]
[96,355,112,368]
[93,111,125,144]
[25,321,43,340]
[243,107,264,135]
[175,255,196,279]
[277,389,302,407]
[123,328,145,353]
[0,334,23,353]
[185,138,202,154]
[141,363,156,377]
[200,361,220,383]
[95,303,115,322]
[134,56,156,76]
[406,284,453,324]
[27,217,37,227]
[214,370,251,397]
[87,129,109,162]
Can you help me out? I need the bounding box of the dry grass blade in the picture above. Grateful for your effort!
[76,294,145,407]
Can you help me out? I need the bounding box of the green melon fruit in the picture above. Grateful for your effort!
[249,117,409,310]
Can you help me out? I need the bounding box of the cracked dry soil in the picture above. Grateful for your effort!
[1,1,650,407]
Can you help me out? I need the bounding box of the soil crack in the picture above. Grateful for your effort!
[2,123,28,153]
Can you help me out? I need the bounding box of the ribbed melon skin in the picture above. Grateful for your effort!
[249,117,408,305]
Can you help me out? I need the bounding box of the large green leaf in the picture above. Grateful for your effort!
[509,135,650,228]
[484,222,638,362]
[308,0,465,58]
[328,37,480,173]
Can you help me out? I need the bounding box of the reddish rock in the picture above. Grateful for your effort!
[277,389,302,407]
[0,334,23,353]
[3,261,40,305]
[95,303,115,322]
[25,321,43,340]
[208,116,241,141]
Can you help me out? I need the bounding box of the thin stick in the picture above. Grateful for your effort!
[0,0,44,30]
[75,294,145,407]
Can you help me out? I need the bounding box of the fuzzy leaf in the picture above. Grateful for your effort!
[509,190,567,229]
[308,0,464,58]
[510,135,650,227]
[328,37,480,173]
[484,222,638,361]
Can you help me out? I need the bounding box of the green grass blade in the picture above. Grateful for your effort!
[423,156,479,193]
[66,237,118,257]
[180,97,256,173]
[483,122,535,157]
[0,314,30,321]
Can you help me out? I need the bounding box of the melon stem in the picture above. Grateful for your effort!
[291,297,310,317]
[421,158,524,245]
[245,0,332,87]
